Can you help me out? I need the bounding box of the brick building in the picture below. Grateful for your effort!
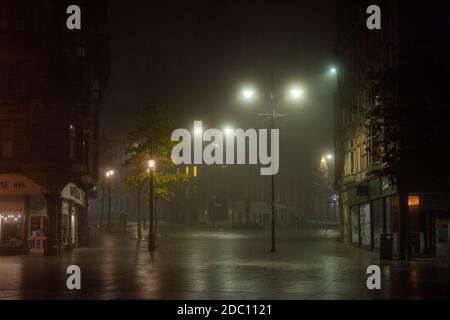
[335,0,450,260]
[0,0,109,255]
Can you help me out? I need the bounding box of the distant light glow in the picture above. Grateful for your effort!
[148,159,156,170]
[241,89,255,99]
[223,127,233,136]
[408,195,420,206]
[289,88,304,99]
[326,153,333,160]
[105,169,115,178]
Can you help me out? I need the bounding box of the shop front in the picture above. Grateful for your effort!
[343,176,450,260]
[60,182,86,250]
[343,176,398,252]
[29,195,47,254]
[0,174,46,255]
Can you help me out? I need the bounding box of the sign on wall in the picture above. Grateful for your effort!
[0,174,46,195]
[61,183,85,207]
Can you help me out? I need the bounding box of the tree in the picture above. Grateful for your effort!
[122,105,187,244]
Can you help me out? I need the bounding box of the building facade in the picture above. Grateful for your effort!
[0,0,109,255]
[335,0,450,260]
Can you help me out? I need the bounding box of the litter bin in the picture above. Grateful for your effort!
[380,233,393,260]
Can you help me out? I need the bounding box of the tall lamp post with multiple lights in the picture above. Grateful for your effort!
[105,169,115,233]
[240,81,304,252]
[147,159,156,251]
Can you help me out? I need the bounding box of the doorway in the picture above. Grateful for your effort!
[436,219,449,262]
[30,216,47,254]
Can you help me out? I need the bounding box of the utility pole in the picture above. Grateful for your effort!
[212,165,216,229]
[107,179,111,233]
[270,85,276,253]
[100,186,105,230]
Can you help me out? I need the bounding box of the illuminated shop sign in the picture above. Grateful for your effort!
[0,174,46,195]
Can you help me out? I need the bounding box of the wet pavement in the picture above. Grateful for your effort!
[0,225,449,299]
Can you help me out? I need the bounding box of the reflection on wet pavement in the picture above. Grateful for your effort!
[0,226,449,299]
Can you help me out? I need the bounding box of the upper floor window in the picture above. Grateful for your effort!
[0,126,13,159]
[0,18,10,30]
[77,46,86,57]
[69,125,76,159]
[14,20,24,31]
[365,135,381,167]
[0,6,8,17]
[344,138,356,175]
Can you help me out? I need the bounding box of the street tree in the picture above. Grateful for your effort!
[122,105,188,244]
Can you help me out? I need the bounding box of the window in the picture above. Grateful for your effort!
[344,138,356,175]
[408,195,420,207]
[29,124,45,158]
[14,20,24,31]
[344,151,355,175]
[0,126,13,159]
[77,46,86,57]
[69,125,76,159]
[366,135,381,167]
[0,18,9,30]
[0,6,8,16]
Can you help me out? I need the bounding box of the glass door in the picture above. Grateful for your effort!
[30,216,47,254]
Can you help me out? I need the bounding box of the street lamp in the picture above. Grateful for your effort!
[147,159,156,252]
[223,127,233,136]
[289,87,304,100]
[326,153,333,160]
[105,169,115,233]
[330,66,337,74]
[239,81,305,253]
[241,88,255,100]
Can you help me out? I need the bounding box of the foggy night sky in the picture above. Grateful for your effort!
[101,0,337,180]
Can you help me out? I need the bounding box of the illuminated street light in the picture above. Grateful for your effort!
[105,169,115,233]
[241,88,255,100]
[147,159,156,172]
[330,66,337,74]
[147,158,156,252]
[326,153,333,160]
[105,169,114,178]
[289,87,304,100]
[223,127,233,136]
[239,80,307,253]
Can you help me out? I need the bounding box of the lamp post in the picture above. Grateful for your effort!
[147,159,156,251]
[241,80,304,253]
[105,169,115,233]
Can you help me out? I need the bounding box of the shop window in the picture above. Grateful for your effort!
[408,195,420,207]
[30,216,47,253]
[0,212,24,248]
